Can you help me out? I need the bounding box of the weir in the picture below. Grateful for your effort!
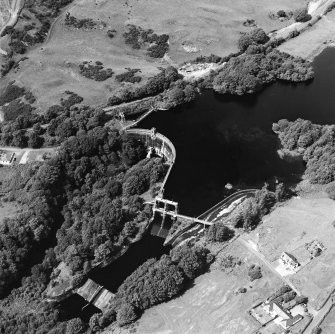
[77,279,115,312]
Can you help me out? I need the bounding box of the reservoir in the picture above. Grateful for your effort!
[73,48,335,316]
[140,47,335,216]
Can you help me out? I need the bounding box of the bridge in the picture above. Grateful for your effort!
[77,279,115,312]
[152,197,213,234]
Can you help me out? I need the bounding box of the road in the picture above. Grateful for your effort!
[237,237,300,295]
[0,146,57,164]
[43,0,79,45]
[304,300,333,334]
[270,0,334,41]
[0,0,25,54]
[238,237,335,333]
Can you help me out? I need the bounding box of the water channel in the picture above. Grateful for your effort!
[67,48,335,318]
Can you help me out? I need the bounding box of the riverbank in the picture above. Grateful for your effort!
[279,5,335,60]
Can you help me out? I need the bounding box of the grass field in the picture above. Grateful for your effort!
[279,8,335,60]
[0,1,11,31]
[320,305,335,333]
[129,241,283,334]
[249,196,335,309]
[0,200,20,224]
[5,0,307,110]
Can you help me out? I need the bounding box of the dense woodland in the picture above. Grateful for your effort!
[211,48,314,95]
[96,243,212,328]
[0,123,169,296]
[274,118,335,184]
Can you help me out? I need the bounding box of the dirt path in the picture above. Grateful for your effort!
[43,0,79,45]
[0,0,25,54]
[305,301,333,334]
[270,0,334,41]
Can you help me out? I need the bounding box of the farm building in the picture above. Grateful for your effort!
[263,301,303,329]
[280,252,300,271]
[305,240,325,258]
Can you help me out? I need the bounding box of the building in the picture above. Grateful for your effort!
[306,240,325,258]
[0,152,15,166]
[264,301,303,329]
[280,252,300,271]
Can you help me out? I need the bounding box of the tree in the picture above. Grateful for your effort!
[94,242,113,263]
[28,131,43,148]
[12,129,27,148]
[295,295,308,305]
[206,223,234,242]
[65,318,86,334]
[123,221,138,238]
[326,183,335,200]
[248,264,262,281]
[238,28,269,51]
[277,10,286,18]
[293,8,312,22]
[117,303,138,326]
[275,183,286,202]
[122,137,146,166]
[89,313,101,332]
[171,244,211,279]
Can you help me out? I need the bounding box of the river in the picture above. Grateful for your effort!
[67,48,335,318]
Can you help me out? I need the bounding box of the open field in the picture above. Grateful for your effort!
[125,241,283,334]
[5,0,307,110]
[319,305,335,333]
[0,201,21,224]
[279,8,335,60]
[249,196,335,309]
[0,1,11,31]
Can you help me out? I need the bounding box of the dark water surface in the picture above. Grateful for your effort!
[74,48,335,314]
[140,48,335,216]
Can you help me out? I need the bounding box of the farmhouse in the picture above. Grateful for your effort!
[263,301,303,329]
[0,152,15,166]
[280,252,300,271]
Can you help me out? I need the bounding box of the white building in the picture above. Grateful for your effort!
[0,152,15,166]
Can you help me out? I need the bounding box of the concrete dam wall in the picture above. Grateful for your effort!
[125,128,176,164]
